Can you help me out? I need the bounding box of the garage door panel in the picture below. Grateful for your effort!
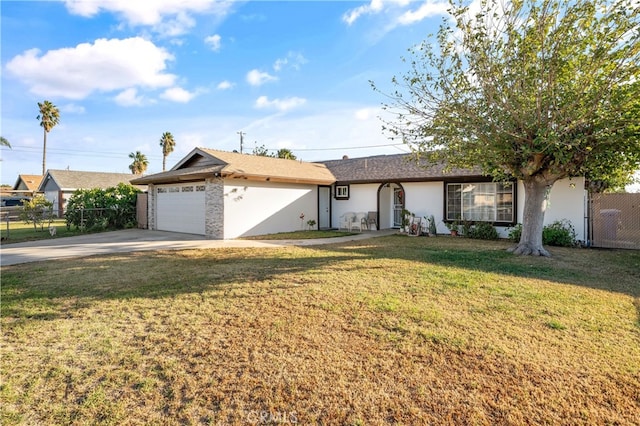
[156,184,205,235]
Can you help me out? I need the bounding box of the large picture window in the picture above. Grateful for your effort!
[446,182,514,223]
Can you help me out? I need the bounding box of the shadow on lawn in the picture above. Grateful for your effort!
[2,235,639,322]
[0,251,360,319]
[321,235,640,298]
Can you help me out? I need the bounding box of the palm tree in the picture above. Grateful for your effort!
[37,100,60,175]
[0,136,10,148]
[159,131,176,171]
[276,148,296,160]
[128,151,149,175]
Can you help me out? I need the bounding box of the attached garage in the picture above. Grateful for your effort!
[155,183,206,235]
[131,148,336,239]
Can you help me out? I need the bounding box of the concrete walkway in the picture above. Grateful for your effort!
[0,229,397,266]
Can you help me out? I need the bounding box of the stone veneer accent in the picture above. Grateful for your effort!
[147,184,156,230]
[205,177,224,239]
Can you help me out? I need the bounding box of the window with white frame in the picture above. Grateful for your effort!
[335,185,349,200]
[446,182,514,223]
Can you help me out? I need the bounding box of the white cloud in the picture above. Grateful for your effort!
[246,69,277,86]
[355,107,379,121]
[217,80,234,90]
[343,0,444,26]
[5,37,176,100]
[64,0,232,36]
[205,34,222,51]
[254,96,306,112]
[273,51,308,72]
[397,1,449,25]
[160,87,197,103]
[114,88,145,107]
[61,103,86,114]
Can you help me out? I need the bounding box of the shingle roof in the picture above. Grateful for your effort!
[129,165,225,185]
[200,148,336,184]
[320,154,483,183]
[132,148,336,185]
[13,174,43,191]
[38,170,141,191]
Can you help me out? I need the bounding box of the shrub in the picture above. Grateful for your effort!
[508,224,522,242]
[507,221,576,247]
[65,183,141,231]
[543,219,577,247]
[19,195,54,230]
[468,222,499,240]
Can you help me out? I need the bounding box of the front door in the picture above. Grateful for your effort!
[318,186,331,229]
[393,187,404,227]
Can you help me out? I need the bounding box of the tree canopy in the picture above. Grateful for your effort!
[159,132,176,172]
[128,151,149,175]
[253,144,297,160]
[37,100,60,175]
[375,0,640,255]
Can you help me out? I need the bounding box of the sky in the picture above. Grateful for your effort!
[0,0,454,185]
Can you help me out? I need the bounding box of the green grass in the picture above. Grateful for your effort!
[1,235,639,424]
[0,219,87,245]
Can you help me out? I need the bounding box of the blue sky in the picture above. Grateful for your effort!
[1,0,453,184]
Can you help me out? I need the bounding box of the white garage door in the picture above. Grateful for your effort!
[156,183,206,235]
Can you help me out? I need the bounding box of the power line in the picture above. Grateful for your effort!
[293,142,406,152]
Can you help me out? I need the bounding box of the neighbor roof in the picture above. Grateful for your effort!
[37,170,141,192]
[320,154,483,183]
[131,148,336,185]
[12,174,43,191]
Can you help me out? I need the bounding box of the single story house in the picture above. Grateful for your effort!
[321,154,586,241]
[38,169,143,215]
[130,148,335,239]
[12,174,43,195]
[133,148,587,241]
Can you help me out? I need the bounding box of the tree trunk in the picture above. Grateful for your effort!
[508,177,555,256]
[42,129,47,175]
[162,155,166,172]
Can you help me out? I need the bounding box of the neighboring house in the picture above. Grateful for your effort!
[133,148,587,241]
[12,174,43,195]
[320,154,586,241]
[131,148,335,239]
[38,169,142,215]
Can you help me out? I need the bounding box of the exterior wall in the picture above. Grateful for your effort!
[336,178,586,239]
[205,177,224,239]
[402,182,446,233]
[147,184,155,230]
[515,177,586,241]
[223,180,317,239]
[331,182,448,232]
[331,183,379,226]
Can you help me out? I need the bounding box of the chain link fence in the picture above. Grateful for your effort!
[589,193,640,249]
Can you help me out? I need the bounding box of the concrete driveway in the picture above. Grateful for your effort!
[0,229,396,266]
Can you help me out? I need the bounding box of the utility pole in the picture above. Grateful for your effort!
[237,131,245,154]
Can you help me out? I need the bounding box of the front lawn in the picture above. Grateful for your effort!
[1,236,639,424]
[0,219,85,245]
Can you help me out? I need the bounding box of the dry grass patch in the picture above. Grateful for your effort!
[1,236,639,424]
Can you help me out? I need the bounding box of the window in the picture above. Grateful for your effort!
[446,182,514,223]
[335,185,349,200]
